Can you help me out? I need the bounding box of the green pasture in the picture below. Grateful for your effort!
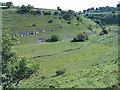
[16,33,118,88]
[2,9,119,88]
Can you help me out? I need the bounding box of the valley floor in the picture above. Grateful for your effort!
[14,31,118,88]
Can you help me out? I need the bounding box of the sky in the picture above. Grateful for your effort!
[0,0,120,12]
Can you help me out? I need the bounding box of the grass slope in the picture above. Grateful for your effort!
[15,31,118,88]
[2,10,102,45]
[2,9,118,88]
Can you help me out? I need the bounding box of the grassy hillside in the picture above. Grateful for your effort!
[2,9,119,88]
[2,10,102,45]
[15,32,118,88]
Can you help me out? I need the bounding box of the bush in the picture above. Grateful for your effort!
[59,17,62,19]
[17,4,34,14]
[99,32,104,35]
[88,25,92,30]
[99,30,108,35]
[51,35,59,42]
[72,32,88,42]
[48,20,53,23]
[76,23,79,26]
[94,19,102,26]
[32,24,36,27]
[56,69,66,76]
[102,29,108,34]
[67,21,71,24]
[99,27,108,35]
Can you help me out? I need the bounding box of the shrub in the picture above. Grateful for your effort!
[99,29,108,35]
[59,17,62,19]
[32,24,36,27]
[94,19,102,26]
[76,23,79,26]
[51,35,59,42]
[76,16,83,22]
[102,29,108,34]
[48,20,53,23]
[54,12,59,16]
[72,32,88,42]
[99,27,108,35]
[88,25,92,30]
[83,32,88,40]
[67,21,71,24]
[99,31,104,35]
[56,69,66,76]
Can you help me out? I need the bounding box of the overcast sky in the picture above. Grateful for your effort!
[0,0,119,11]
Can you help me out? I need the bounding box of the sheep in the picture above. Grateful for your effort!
[36,31,39,34]
[12,34,17,36]
[20,33,24,37]
[42,30,45,33]
[17,41,20,44]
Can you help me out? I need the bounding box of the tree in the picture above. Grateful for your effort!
[54,11,59,16]
[99,27,108,35]
[17,4,34,14]
[26,4,34,11]
[83,10,87,13]
[2,31,34,89]
[91,7,94,11]
[102,27,108,34]
[62,10,75,21]
[117,4,120,7]
[112,11,115,14]
[117,3,120,10]
[76,16,83,22]
[72,32,88,42]
[57,6,62,11]
[5,2,13,8]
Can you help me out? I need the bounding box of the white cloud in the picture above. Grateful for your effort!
[0,0,119,11]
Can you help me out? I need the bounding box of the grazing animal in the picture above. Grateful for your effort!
[42,30,45,33]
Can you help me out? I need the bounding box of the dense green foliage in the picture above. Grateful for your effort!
[83,6,118,14]
[2,32,34,89]
[85,11,118,25]
[17,4,34,14]
[61,10,76,21]
[72,32,88,42]
[1,2,13,8]
[99,26,109,35]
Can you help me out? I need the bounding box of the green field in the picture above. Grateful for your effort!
[2,9,119,88]
[14,31,118,88]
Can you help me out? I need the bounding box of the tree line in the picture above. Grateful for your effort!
[83,6,118,13]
